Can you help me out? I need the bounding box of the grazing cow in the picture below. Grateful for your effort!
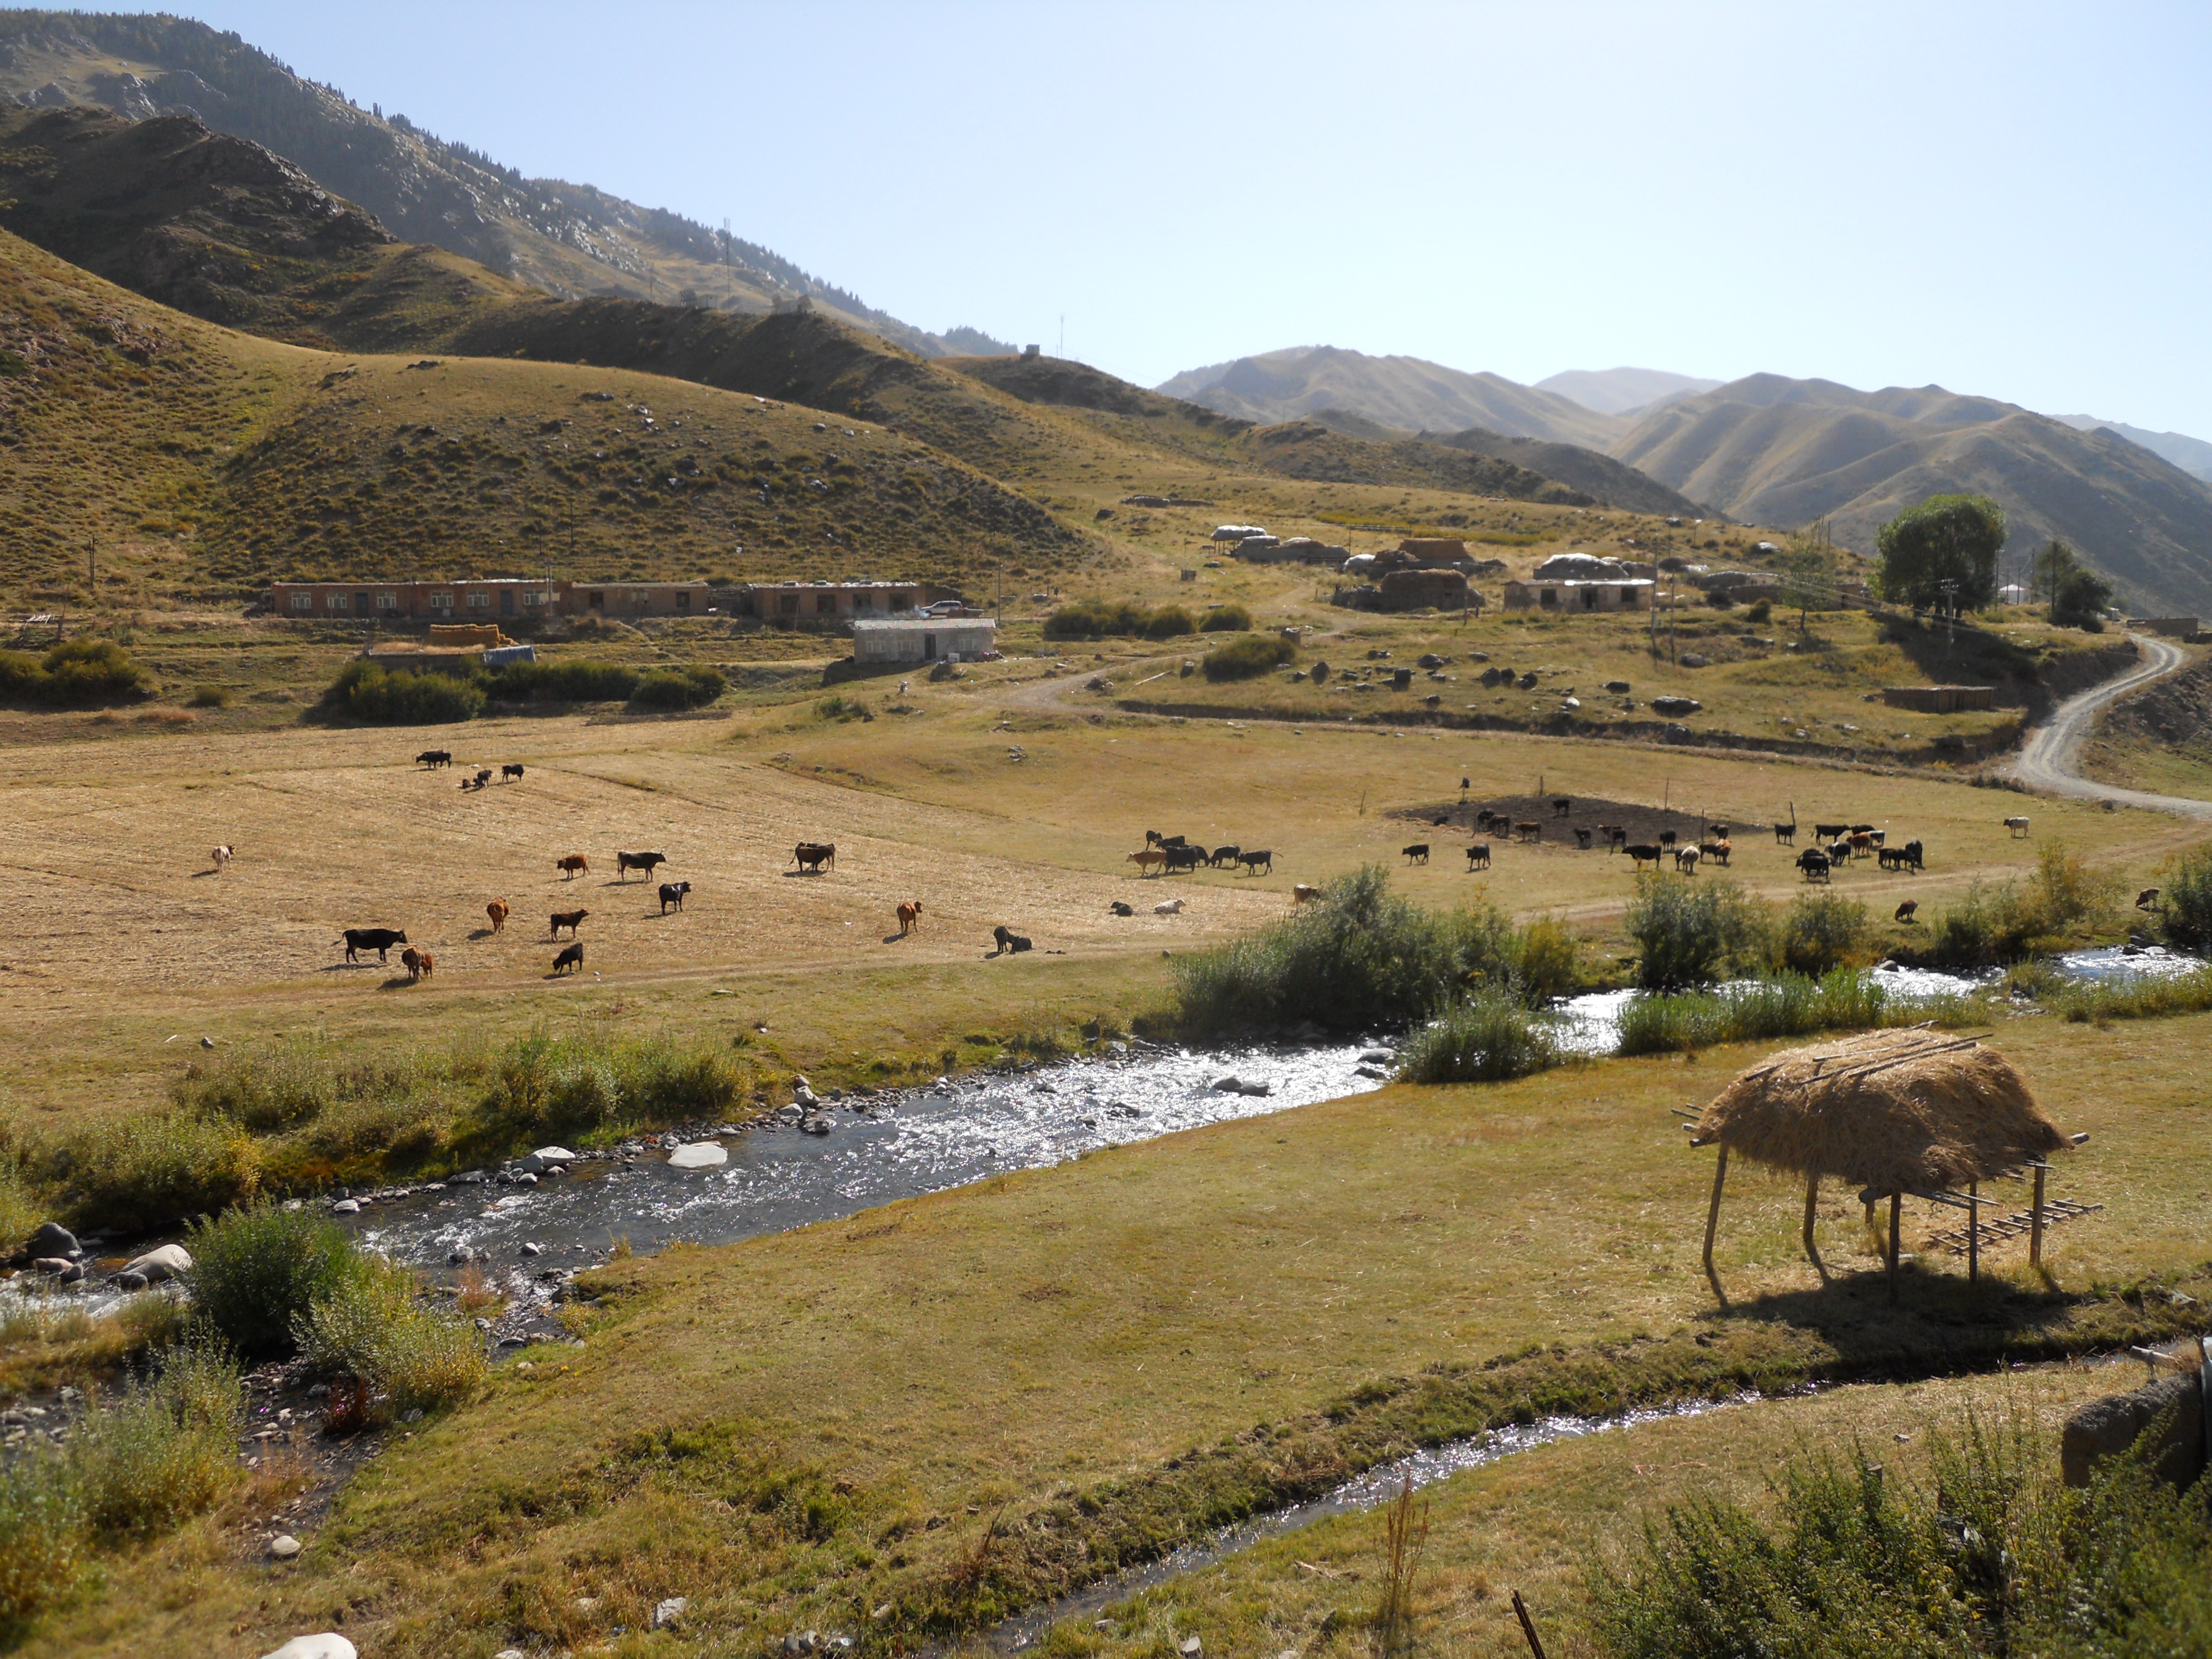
[791,842,836,873]
[1292,883,1323,904]
[617,850,668,881]
[466,769,493,791]
[1153,898,1185,915]
[1674,846,1702,875]
[659,881,691,914]
[552,942,585,975]
[896,900,922,935]
[1605,826,1629,850]
[1825,839,1853,867]
[1145,830,1167,848]
[1900,840,1925,872]
[1574,827,1593,849]
[416,750,452,769]
[1475,809,1500,830]
[2005,816,2031,838]
[341,927,407,963]
[1238,848,1275,875]
[400,946,435,983]
[1797,848,1832,883]
[1624,843,1664,870]
[1209,844,1241,868]
[1849,823,1875,836]
[502,764,525,781]
[210,844,233,873]
[1108,901,1135,916]
[1773,820,1797,845]
[1708,823,1730,841]
[1895,900,1919,924]
[1515,821,1541,843]
[1465,844,1491,871]
[992,925,1032,953]
[1878,846,1908,871]
[1402,843,1431,865]
[1699,840,1732,867]
[486,899,510,934]
[556,854,589,879]
[550,909,589,939]
[1126,848,1168,877]
[2137,887,2163,911]
[1815,822,1849,841]
[1162,844,1206,874]
[1849,832,1875,857]
[1551,796,1572,817]
[1658,830,1677,848]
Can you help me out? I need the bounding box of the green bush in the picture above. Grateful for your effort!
[816,693,873,722]
[0,1450,84,1630]
[2158,843,2212,950]
[1624,875,1771,989]
[1515,914,1586,1000]
[185,684,231,709]
[1043,599,1193,640]
[477,1030,745,1143]
[70,1340,242,1541]
[1615,969,1973,1055]
[482,660,639,704]
[1199,604,1251,631]
[1928,842,2117,966]
[51,1108,259,1233]
[0,1159,40,1259]
[628,665,727,711]
[1201,635,1295,681]
[1744,600,1772,624]
[320,660,483,724]
[1141,606,1196,640]
[294,1258,485,1422]
[1173,865,1524,1032]
[186,1202,361,1360]
[0,639,147,707]
[1396,995,1565,1083]
[1777,892,1872,976]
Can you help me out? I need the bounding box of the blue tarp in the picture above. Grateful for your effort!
[482,645,538,667]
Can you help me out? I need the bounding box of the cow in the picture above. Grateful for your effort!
[1465,844,1491,871]
[1624,843,1664,870]
[1402,843,1431,865]
[1815,822,1850,841]
[992,925,1032,954]
[1108,901,1135,916]
[1145,831,1189,849]
[502,763,525,781]
[659,881,691,914]
[1292,884,1322,904]
[792,842,836,873]
[1773,820,1797,845]
[1849,823,1875,836]
[1797,848,1832,883]
[896,900,922,935]
[2137,887,2163,911]
[1163,844,1206,873]
[1657,830,1677,848]
[1674,846,1702,875]
[1127,848,1168,876]
[1699,840,1732,867]
[1573,828,1593,849]
[1209,844,1241,868]
[1825,839,1853,867]
[401,946,435,983]
[2005,816,2031,838]
[556,854,589,879]
[617,850,668,881]
[550,909,589,939]
[1878,846,1909,871]
[486,899,510,934]
[416,750,452,769]
[1900,840,1925,872]
[465,769,493,791]
[552,942,585,975]
[1708,823,1730,841]
[1895,900,1919,924]
[1237,849,1274,875]
[1594,823,1622,848]
[1515,821,1541,843]
[1551,796,1572,818]
[1154,898,1185,915]
[341,927,406,963]
[1849,832,1875,857]
[1475,809,1500,830]
[210,844,233,873]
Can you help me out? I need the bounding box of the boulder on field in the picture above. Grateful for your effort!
[123,1244,191,1282]
[260,1636,356,1659]
[654,1597,690,1630]
[28,1222,79,1258]
[2062,1373,2205,1489]
[268,1533,302,1559]
[1604,680,1631,693]
[1651,696,1702,716]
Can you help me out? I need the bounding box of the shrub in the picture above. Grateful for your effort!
[320,660,483,724]
[0,1159,39,1259]
[0,639,147,707]
[477,1030,744,1142]
[1515,914,1586,1000]
[185,684,231,709]
[1705,587,1736,609]
[186,1202,361,1360]
[1044,599,1194,640]
[1396,994,1565,1083]
[482,660,639,704]
[1744,599,1772,624]
[816,693,873,722]
[294,1258,484,1421]
[628,665,726,711]
[1199,603,1251,631]
[70,1340,242,1540]
[52,1108,259,1233]
[2161,843,2212,950]
[1201,635,1295,681]
[2053,964,2212,1025]
[1141,606,1196,640]
[1777,892,1872,976]
[1928,842,2116,966]
[0,1448,84,1629]
[1624,876,1771,989]
[1615,969,1973,1055]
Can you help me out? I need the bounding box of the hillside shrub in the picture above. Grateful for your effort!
[1928,842,2117,966]
[628,665,726,711]
[1199,604,1251,631]
[1043,600,1194,640]
[1515,914,1587,1000]
[294,1258,485,1422]
[1396,995,1565,1083]
[816,693,873,722]
[1624,876,1771,988]
[482,660,639,704]
[2157,843,2212,950]
[186,1202,361,1360]
[1776,892,1872,976]
[1201,635,1295,681]
[1141,606,1196,641]
[320,660,483,724]
[0,639,147,707]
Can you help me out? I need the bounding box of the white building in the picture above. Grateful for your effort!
[851,617,998,665]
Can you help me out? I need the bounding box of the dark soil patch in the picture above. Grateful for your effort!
[1391,792,1720,847]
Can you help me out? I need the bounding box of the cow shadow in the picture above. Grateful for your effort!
[781,868,831,879]
[189,868,222,880]
[467,927,495,940]
[377,975,416,990]
[881,931,914,945]
[319,962,384,973]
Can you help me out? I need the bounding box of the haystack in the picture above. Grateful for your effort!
[1686,1029,2084,1304]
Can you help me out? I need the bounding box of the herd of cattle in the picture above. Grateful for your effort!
[1127,830,1274,877]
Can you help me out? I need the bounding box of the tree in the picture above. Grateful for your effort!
[2032,539,2081,604]
[1780,535,1838,632]
[1873,494,2006,612]
[2050,564,2114,629]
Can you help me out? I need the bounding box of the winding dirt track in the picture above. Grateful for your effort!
[2010,633,2212,820]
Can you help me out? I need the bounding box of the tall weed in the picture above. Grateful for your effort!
[1615,969,1974,1056]
[71,1340,243,1540]
[2157,842,2212,950]
[294,1259,486,1422]
[50,1108,258,1233]
[0,1452,83,1630]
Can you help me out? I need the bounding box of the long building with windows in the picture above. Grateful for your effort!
[266,578,709,621]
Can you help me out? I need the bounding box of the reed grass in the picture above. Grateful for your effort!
[2054,964,2212,1025]
[1371,1475,1430,1659]
[1614,969,1977,1056]
[1396,995,1566,1084]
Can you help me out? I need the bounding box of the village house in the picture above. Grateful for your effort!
[267,578,710,622]
[1503,577,1655,613]
[851,616,998,665]
[733,580,959,621]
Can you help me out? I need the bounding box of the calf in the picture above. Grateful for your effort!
[486,898,510,934]
[552,941,585,975]
[1551,796,1572,817]
[1126,848,1168,877]
[550,909,589,939]
[1153,898,1185,915]
[1402,842,1431,865]
[1895,900,1919,925]
[658,881,691,914]
[463,769,492,791]
[992,924,1032,953]
[791,842,836,873]
[1708,823,1730,841]
[341,927,407,964]
[1108,900,1135,916]
[1825,839,1853,866]
[1209,844,1241,868]
[1699,839,1732,867]
[1465,843,1491,871]
[2137,886,2163,911]
[617,850,668,881]
[1674,846,1702,875]
[1292,883,1322,904]
[1163,844,1206,873]
[1573,827,1593,849]
[1849,832,1874,856]
[1878,846,1908,871]
[416,750,452,769]
[1237,848,1274,875]
[1797,848,1832,883]
[1624,843,1664,870]
[896,900,922,935]
[1515,821,1541,843]
[2004,816,2031,838]
[401,946,435,983]
[1604,826,1628,850]
[556,854,589,879]
[1773,820,1797,845]
[502,763,525,781]
[210,844,233,873]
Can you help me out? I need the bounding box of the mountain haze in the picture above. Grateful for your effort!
[2053,414,2212,485]
[1535,366,1720,416]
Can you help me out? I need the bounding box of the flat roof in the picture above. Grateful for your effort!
[851,617,997,631]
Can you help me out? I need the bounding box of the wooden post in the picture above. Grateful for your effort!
[1967,1180,1979,1284]
[1703,1146,1730,1307]
[1802,1175,1827,1283]
[1887,1191,1902,1305]
[2031,1165,2047,1267]
[1511,1589,1549,1659]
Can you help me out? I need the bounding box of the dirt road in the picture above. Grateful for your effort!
[2010,633,2212,820]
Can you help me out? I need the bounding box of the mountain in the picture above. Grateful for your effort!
[2054,414,2212,485]
[0,9,1002,357]
[1535,367,1721,416]
[1614,374,2212,615]
[1156,345,1623,449]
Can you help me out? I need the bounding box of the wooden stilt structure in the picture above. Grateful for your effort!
[2031,1164,2047,1266]
[1967,1180,1979,1284]
[1703,1145,1730,1307]
[1887,1191,1902,1305]
[1802,1175,1827,1282]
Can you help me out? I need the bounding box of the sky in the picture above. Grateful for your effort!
[86,1,2212,434]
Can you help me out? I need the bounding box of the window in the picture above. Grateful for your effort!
[676,591,691,610]
[430,592,455,612]
[780,594,800,615]
[523,591,545,608]
[376,593,399,611]
[467,591,489,608]
[326,593,349,611]
[289,593,313,612]
[586,591,604,609]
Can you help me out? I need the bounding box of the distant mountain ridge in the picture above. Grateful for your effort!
[2053,414,2212,485]
[1535,366,1721,416]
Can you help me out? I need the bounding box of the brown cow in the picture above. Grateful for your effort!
[2137,887,2163,911]
[486,899,510,935]
[1291,883,1322,905]
[1126,848,1168,877]
[1514,820,1541,843]
[401,946,435,983]
[556,854,589,880]
[551,909,589,939]
[1895,900,1919,924]
[896,900,922,936]
[1699,839,1733,867]
[792,842,836,873]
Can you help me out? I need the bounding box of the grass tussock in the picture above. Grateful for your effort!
[1201,633,1295,681]
[1044,599,1195,641]
[1615,969,1978,1056]
[2054,963,2212,1025]
[1593,1408,2212,1659]
[1396,994,1566,1084]
[1198,603,1251,631]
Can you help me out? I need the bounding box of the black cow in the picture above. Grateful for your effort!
[992,925,1033,954]
[1238,848,1274,875]
[1108,901,1134,916]
[1814,822,1850,841]
[1878,845,1909,871]
[1773,820,1797,845]
[342,927,408,963]
[1466,843,1491,870]
[1163,844,1205,873]
[1209,844,1241,868]
[502,763,526,780]
[552,941,585,975]
[1573,827,1593,849]
[617,850,668,881]
[658,880,691,914]
[416,750,452,769]
[1901,839,1925,871]
[1402,843,1430,865]
[1798,848,1833,883]
[1624,843,1664,870]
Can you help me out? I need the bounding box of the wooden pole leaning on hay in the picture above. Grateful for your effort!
[1968,1180,1979,1283]
[1703,1145,1730,1307]
[2031,1164,2047,1266]
[1803,1175,1828,1284]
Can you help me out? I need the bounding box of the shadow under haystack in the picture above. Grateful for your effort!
[1684,1029,2091,1305]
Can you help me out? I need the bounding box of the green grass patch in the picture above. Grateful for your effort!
[1197,603,1250,632]
[319,659,482,724]
[1044,600,1195,641]
[628,664,727,711]
[187,1202,362,1361]
[1397,994,1566,1083]
[2054,964,2212,1025]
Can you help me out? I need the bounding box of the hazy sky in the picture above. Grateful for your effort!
[96,2,2212,433]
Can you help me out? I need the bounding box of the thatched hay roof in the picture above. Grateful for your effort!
[1694,1029,2068,1193]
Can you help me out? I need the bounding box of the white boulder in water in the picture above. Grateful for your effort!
[122,1243,192,1282]
[666,1142,728,1170]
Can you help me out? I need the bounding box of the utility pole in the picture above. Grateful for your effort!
[1939,577,1958,666]
[1668,572,1678,664]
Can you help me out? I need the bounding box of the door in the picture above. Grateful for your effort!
[354,593,370,618]
[925,633,937,660]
